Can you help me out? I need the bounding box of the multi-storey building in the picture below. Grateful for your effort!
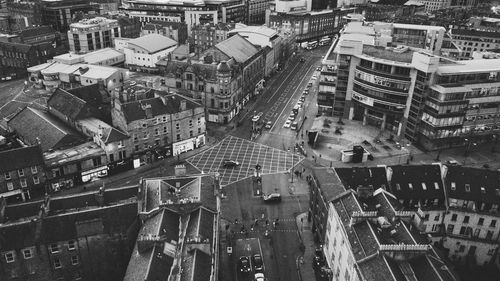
[266,8,348,43]
[68,17,121,54]
[0,186,138,281]
[467,16,500,32]
[41,0,100,33]
[141,20,188,44]
[451,28,500,60]
[191,22,235,55]
[0,146,46,202]
[157,34,264,123]
[111,86,206,160]
[246,0,270,24]
[416,0,478,13]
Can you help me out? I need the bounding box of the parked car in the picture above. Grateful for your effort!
[252,254,264,272]
[223,160,240,168]
[265,121,272,129]
[300,96,306,102]
[291,121,298,131]
[238,256,251,273]
[283,120,292,128]
[288,112,296,121]
[254,272,265,281]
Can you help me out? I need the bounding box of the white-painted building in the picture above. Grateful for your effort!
[119,34,177,72]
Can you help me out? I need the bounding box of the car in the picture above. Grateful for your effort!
[307,82,313,87]
[303,90,309,95]
[238,256,251,273]
[297,100,303,106]
[316,66,322,71]
[288,112,296,121]
[311,76,317,80]
[283,120,292,128]
[252,254,264,272]
[291,121,298,130]
[251,115,260,122]
[223,160,240,168]
[446,160,459,166]
[299,57,305,62]
[254,272,265,281]
[264,121,272,129]
[300,96,306,102]
[263,193,281,202]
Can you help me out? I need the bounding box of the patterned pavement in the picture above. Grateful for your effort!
[187,136,303,186]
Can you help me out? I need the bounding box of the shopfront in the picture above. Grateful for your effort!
[81,166,109,183]
[172,134,206,156]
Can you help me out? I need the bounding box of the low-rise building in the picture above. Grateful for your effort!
[52,48,125,67]
[117,34,177,73]
[68,17,121,54]
[111,86,206,161]
[0,186,138,281]
[141,20,188,44]
[0,146,46,202]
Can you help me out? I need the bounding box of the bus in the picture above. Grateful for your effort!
[306,41,318,50]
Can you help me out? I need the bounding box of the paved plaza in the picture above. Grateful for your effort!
[187,136,303,186]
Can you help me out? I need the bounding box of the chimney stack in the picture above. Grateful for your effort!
[180,100,187,111]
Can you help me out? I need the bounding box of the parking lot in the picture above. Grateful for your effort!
[187,136,303,186]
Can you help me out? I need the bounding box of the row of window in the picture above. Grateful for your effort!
[450,214,497,227]
[5,177,40,190]
[3,240,77,263]
[4,166,38,180]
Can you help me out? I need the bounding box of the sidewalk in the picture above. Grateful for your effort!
[295,211,317,281]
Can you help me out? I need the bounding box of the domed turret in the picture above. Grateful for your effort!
[217,61,231,74]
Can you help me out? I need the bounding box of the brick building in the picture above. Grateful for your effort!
[191,22,235,54]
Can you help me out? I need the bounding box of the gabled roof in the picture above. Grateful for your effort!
[48,88,88,120]
[335,167,388,190]
[388,165,445,201]
[0,145,44,172]
[7,107,83,152]
[215,34,259,63]
[312,167,346,200]
[445,166,500,205]
[0,221,38,251]
[102,127,129,144]
[156,59,223,81]
[17,26,56,40]
[128,34,177,53]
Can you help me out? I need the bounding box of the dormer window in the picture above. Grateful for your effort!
[422,183,427,190]
[465,184,471,192]
[408,183,413,190]
[481,187,486,194]
[434,182,440,190]
[451,182,456,191]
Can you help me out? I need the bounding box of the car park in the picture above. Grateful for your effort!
[238,256,251,273]
[252,254,264,272]
[283,120,292,128]
[223,160,240,168]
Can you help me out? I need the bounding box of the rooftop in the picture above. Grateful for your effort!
[43,141,105,167]
[215,34,259,63]
[362,45,414,64]
[128,34,177,54]
[388,164,445,202]
[312,167,346,200]
[0,146,44,172]
[445,166,500,206]
[70,17,117,28]
[437,58,500,75]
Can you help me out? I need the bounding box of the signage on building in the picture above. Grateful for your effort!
[352,92,374,107]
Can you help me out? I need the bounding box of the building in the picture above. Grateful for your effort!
[124,173,219,281]
[0,186,138,281]
[157,34,265,123]
[141,21,188,44]
[270,0,311,13]
[246,0,270,24]
[191,22,236,54]
[451,28,500,60]
[266,8,348,43]
[41,0,100,33]
[320,21,484,150]
[0,146,46,202]
[111,87,206,161]
[117,34,177,73]
[68,17,121,54]
[116,14,142,39]
[5,0,44,32]
[417,0,478,13]
[7,107,84,152]
[467,16,500,32]
[0,26,65,80]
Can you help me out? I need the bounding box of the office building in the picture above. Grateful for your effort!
[451,28,500,60]
[68,17,121,54]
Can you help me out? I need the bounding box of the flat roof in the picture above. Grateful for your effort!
[80,64,120,79]
[437,59,500,75]
[362,45,414,64]
[44,141,105,166]
[392,23,445,32]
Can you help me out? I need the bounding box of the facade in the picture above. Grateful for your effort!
[417,0,478,13]
[141,21,188,44]
[266,8,347,43]
[118,34,177,73]
[0,146,46,202]
[111,87,206,160]
[0,187,138,281]
[320,21,493,150]
[68,17,121,54]
[271,0,311,13]
[157,34,265,123]
[191,22,236,55]
[0,26,65,80]
[41,0,100,33]
[116,15,142,39]
[124,174,219,281]
[246,0,270,24]
[451,28,500,60]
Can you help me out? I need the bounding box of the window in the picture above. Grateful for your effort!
[23,248,33,259]
[198,127,201,134]
[54,258,62,269]
[71,255,79,265]
[4,172,11,180]
[189,130,193,137]
[68,240,76,251]
[50,244,60,254]
[459,226,466,235]
[176,134,181,141]
[424,214,429,221]
[434,215,439,221]
[189,120,193,127]
[396,183,401,190]
[18,169,24,177]
[434,182,440,190]
[465,184,470,192]
[7,182,14,191]
[447,224,454,233]
[20,179,27,188]
[478,218,484,226]
[31,166,38,174]
[458,245,465,252]
[451,214,457,222]
[463,216,469,224]
[176,123,180,130]
[408,183,413,190]
[490,220,497,227]
[4,251,15,263]
[33,176,40,185]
